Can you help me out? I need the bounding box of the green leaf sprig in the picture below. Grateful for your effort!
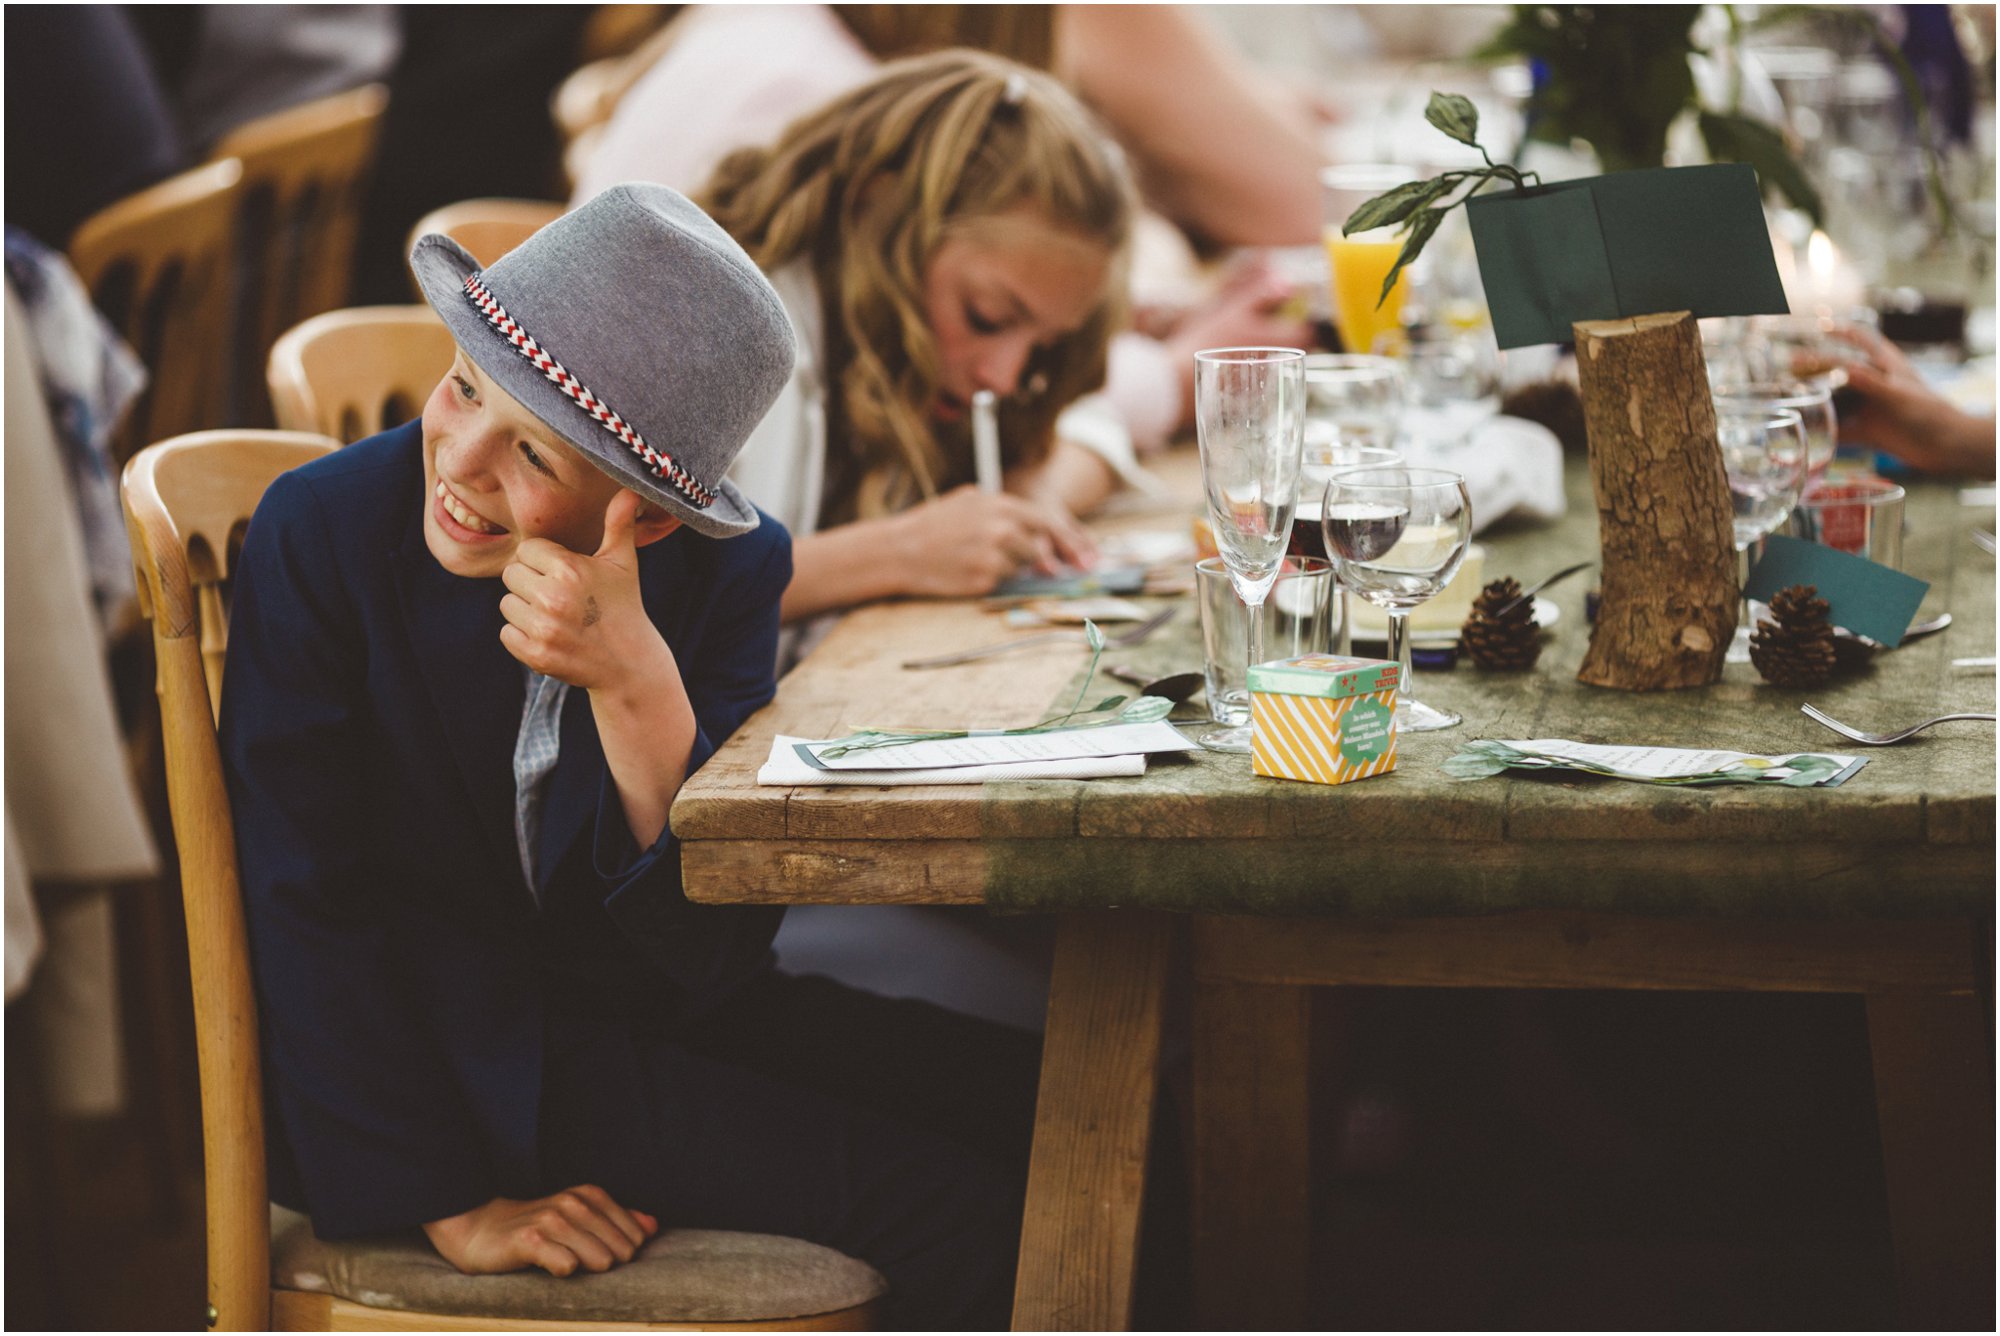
[1343,92,1542,310]
[815,619,1175,760]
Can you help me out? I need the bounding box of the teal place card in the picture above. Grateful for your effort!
[1466,163,1790,349]
[1744,534,1931,647]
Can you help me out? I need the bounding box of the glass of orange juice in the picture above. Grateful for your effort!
[1322,164,1420,356]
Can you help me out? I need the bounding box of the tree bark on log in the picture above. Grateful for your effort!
[1572,311,1738,690]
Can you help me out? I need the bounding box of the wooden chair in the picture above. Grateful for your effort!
[266,306,456,443]
[405,198,565,275]
[208,85,391,424]
[68,158,245,466]
[122,430,888,1332]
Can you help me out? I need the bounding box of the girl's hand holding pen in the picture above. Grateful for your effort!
[894,485,1096,597]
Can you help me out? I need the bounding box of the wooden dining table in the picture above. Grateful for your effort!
[672,446,1995,1330]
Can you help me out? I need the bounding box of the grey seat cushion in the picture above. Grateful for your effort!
[270,1205,887,1323]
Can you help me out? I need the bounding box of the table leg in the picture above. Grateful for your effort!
[1012,911,1174,1332]
[1867,988,1995,1330]
[1191,971,1312,1329]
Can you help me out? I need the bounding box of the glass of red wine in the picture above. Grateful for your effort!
[1295,443,1402,654]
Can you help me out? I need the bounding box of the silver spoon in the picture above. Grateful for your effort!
[1107,665,1205,704]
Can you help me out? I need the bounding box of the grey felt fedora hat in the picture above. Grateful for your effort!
[410,183,794,538]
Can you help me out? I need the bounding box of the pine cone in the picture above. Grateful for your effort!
[1461,577,1543,670]
[1831,631,1875,675]
[1750,584,1837,687]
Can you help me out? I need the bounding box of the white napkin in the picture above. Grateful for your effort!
[1397,409,1567,534]
[758,736,1148,787]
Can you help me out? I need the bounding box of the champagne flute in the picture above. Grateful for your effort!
[1323,466,1473,732]
[1717,405,1810,664]
[1194,347,1308,753]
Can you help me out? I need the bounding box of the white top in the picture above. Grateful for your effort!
[732,262,1149,670]
[575,2,1179,454]
[574,5,875,204]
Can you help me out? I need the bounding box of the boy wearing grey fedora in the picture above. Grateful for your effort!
[220,184,1035,1329]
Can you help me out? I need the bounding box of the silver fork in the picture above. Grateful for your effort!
[1800,702,1998,746]
[902,605,1178,669]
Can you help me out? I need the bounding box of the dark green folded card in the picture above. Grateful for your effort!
[1745,534,1931,647]
[1466,163,1790,349]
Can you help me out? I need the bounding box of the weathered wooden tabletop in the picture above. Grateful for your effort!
[676,449,1996,917]
[674,446,1994,1332]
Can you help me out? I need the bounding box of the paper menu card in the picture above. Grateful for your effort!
[1490,738,1866,787]
[795,721,1198,772]
[760,737,1148,787]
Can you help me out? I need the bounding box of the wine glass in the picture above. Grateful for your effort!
[1194,347,1308,753]
[1322,466,1473,732]
[1717,405,1810,663]
[1300,355,1405,654]
[1712,379,1836,474]
[1374,325,1501,450]
[1711,379,1838,538]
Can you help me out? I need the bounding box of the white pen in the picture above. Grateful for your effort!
[971,389,1002,494]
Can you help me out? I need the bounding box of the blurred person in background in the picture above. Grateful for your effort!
[4,6,187,248]
[579,3,1319,455]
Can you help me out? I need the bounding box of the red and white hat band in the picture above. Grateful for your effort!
[461,272,716,510]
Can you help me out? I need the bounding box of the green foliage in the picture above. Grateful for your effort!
[1424,91,1484,148]
[1477,5,1705,174]
[1341,95,1541,309]
[1697,111,1823,223]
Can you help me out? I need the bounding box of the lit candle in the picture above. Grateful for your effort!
[1798,230,1865,316]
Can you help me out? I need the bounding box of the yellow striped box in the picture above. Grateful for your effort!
[1248,653,1400,785]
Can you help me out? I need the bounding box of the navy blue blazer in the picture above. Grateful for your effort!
[219,421,791,1238]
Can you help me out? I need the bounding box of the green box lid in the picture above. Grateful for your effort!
[1247,653,1401,700]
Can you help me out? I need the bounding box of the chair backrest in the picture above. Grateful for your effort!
[121,429,339,1332]
[209,84,390,424]
[404,197,564,276]
[68,159,244,466]
[267,306,456,443]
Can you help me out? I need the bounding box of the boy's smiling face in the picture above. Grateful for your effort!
[419,351,679,578]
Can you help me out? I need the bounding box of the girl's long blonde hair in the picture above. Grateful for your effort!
[700,50,1135,522]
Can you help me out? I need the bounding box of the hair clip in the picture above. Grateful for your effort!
[1002,72,1028,105]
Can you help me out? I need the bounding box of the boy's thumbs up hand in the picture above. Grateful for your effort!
[594,487,642,565]
[499,489,672,691]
